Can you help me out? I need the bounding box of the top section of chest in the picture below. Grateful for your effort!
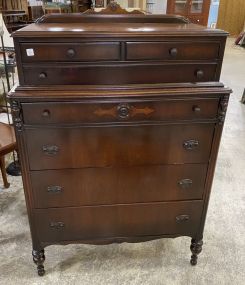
[12,13,228,87]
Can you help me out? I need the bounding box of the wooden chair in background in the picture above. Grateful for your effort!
[0,122,16,188]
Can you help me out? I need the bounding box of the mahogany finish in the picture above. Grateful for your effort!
[8,10,231,276]
[34,201,203,242]
[26,124,214,170]
[22,63,218,85]
[22,97,219,124]
[20,42,121,62]
[31,164,208,208]
[126,41,220,60]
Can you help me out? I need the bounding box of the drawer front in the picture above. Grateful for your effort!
[34,201,203,242]
[20,42,120,62]
[22,63,218,85]
[22,98,219,125]
[126,41,220,61]
[31,164,208,208]
[26,124,214,170]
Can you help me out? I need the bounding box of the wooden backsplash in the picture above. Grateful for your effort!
[217,0,245,36]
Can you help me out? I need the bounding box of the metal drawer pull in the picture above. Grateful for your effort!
[192,105,201,112]
[42,145,59,155]
[39,72,47,79]
[47,186,62,194]
[176,215,190,223]
[195,69,204,79]
[117,103,130,119]
[183,140,199,150]
[178,179,193,189]
[50,222,65,229]
[169,47,178,57]
[67,48,76,58]
[42,109,50,117]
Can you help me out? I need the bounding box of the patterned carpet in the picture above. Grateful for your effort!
[0,39,244,284]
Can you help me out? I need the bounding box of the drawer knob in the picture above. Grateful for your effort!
[193,105,201,112]
[50,222,65,229]
[42,145,59,155]
[183,140,199,150]
[169,48,178,57]
[178,179,193,189]
[39,72,47,79]
[67,48,76,58]
[176,215,190,223]
[47,186,62,194]
[42,109,50,118]
[117,104,130,119]
[195,69,204,79]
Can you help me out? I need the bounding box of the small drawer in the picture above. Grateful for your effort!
[34,201,203,242]
[20,42,120,62]
[126,41,220,61]
[31,164,208,208]
[26,123,215,170]
[22,63,218,85]
[22,98,219,125]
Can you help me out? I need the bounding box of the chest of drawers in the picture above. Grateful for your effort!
[9,10,231,276]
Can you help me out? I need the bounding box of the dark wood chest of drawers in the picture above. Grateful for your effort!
[9,11,231,276]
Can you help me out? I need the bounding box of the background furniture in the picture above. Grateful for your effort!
[28,5,44,21]
[9,4,231,276]
[1,0,30,33]
[1,10,28,33]
[72,0,92,12]
[167,0,211,25]
[217,0,245,36]
[42,0,72,14]
[0,123,16,188]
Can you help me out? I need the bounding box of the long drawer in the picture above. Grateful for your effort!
[22,98,219,125]
[22,63,218,85]
[34,201,203,242]
[26,123,215,170]
[31,164,208,208]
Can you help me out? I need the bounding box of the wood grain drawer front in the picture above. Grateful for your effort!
[26,124,214,170]
[22,98,219,125]
[34,201,203,242]
[22,63,218,85]
[126,42,220,60]
[31,164,208,208]
[20,42,120,62]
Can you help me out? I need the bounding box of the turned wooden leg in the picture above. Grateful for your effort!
[0,156,10,188]
[190,238,203,265]
[32,249,45,276]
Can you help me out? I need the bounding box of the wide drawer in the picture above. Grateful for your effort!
[20,42,121,62]
[22,63,218,85]
[22,98,219,125]
[26,124,214,170]
[34,201,203,242]
[126,41,220,61]
[31,164,208,208]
